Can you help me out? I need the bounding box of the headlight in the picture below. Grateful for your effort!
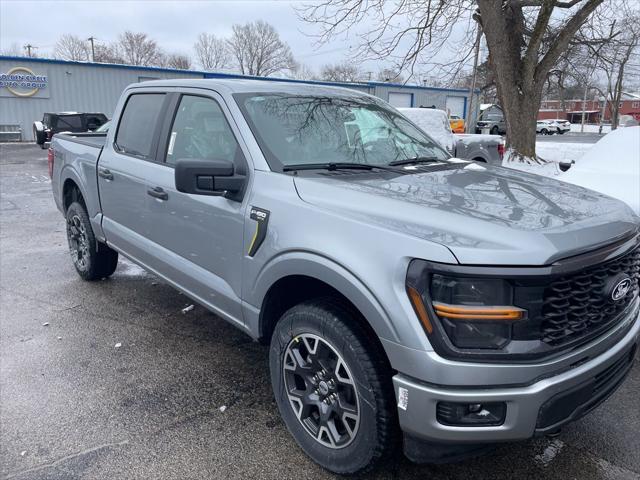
[406,266,526,351]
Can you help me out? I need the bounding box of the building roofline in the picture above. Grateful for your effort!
[0,55,480,95]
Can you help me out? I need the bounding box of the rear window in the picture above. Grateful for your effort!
[115,94,165,158]
[54,115,83,130]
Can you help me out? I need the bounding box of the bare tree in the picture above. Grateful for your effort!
[320,62,362,82]
[93,43,125,64]
[54,34,90,61]
[1,42,22,56]
[162,53,192,70]
[376,68,404,83]
[588,12,640,128]
[194,33,229,71]
[290,62,318,80]
[300,0,610,162]
[116,31,164,66]
[227,21,296,76]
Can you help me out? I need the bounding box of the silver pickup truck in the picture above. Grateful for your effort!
[50,79,639,475]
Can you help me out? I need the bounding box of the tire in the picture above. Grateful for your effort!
[65,202,118,280]
[490,126,499,135]
[557,129,565,135]
[270,298,398,475]
[541,128,548,135]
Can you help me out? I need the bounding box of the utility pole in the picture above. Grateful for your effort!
[87,37,96,62]
[580,82,589,133]
[465,24,482,133]
[23,44,36,57]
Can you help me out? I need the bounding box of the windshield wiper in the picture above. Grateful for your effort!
[283,162,398,172]
[388,156,443,167]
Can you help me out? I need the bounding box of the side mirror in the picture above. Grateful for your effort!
[559,160,575,172]
[174,158,245,197]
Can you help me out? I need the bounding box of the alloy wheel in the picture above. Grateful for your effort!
[282,333,360,449]
[67,214,89,271]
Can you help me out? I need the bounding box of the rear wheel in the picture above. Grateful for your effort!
[66,202,118,280]
[270,298,398,474]
[490,126,499,135]
[540,128,548,135]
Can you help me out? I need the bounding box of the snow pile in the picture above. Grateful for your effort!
[398,108,455,152]
[560,126,640,214]
[569,124,611,134]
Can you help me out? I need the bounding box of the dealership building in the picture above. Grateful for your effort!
[0,56,479,142]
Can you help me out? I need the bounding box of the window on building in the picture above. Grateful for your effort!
[115,93,166,159]
[632,101,639,108]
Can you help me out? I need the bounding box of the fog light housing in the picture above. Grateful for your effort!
[436,401,506,426]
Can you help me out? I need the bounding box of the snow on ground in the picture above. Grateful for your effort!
[503,138,595,177]
[569,123,611,133]
[535,141,593,164]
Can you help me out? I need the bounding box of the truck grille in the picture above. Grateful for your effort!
[541,246,640,345]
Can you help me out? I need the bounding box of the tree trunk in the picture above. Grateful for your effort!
[499,81,544,162]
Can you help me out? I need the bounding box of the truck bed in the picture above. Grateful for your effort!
[54,132,107,149]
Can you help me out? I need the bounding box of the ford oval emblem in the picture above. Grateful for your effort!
[611,277,632,302]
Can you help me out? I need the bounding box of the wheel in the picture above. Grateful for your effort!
[557,128,565,134]
[66,202,118,280]
[541,128,548,135]
[270,298,398,474]
[490,126,499,135]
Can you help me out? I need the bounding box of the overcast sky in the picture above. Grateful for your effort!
[0,0,474,81]
[0,0,390,73]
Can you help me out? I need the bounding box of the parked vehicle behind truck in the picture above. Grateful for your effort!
[50,79,639,475]
[33,112,108,149]
[399,107,505,164]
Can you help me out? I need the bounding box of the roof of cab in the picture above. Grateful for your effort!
[127,78,369,97]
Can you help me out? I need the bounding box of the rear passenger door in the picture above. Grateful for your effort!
[142,91,250,327]
[98,91,170,264]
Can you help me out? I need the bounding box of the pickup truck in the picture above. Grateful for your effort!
[50,79,639,475]
[398,107,504,164]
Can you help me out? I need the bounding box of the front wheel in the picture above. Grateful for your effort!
[269,298,398,474]
[66,202,118,280]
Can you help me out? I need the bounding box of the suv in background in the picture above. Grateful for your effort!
[33,112,108,149]
[475,105,506,135]
[537,119,571,135]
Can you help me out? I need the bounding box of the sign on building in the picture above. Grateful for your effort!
[0,66,49,98]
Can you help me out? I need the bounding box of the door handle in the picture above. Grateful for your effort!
[98,168,114,180]
[147,186,168,201]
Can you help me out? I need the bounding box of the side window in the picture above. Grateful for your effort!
[166,95,240,166]
[115,93,165,158]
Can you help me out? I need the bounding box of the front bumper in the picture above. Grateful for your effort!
[393,310,639,443]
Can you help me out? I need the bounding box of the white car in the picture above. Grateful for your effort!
[537,119,571,135]
[560,126,640,214]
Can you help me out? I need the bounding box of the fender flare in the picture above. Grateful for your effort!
[250,251,402,343]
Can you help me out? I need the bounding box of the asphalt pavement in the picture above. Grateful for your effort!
[1,143,638,480]
[536,132,604,144]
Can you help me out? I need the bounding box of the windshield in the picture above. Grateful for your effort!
[234,93,450,171]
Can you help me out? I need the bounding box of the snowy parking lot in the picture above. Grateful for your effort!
[1,143,639,480]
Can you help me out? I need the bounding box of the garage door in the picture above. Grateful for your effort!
[445,96,466,117]
[388,92,413,108]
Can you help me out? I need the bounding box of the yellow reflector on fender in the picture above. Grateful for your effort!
[407,286,434,334]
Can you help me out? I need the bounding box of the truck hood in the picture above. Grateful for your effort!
[293,161,639,265]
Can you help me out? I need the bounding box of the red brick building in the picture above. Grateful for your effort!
[538,92,640,123]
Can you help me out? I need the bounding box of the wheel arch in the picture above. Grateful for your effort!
[251,253,401,347]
